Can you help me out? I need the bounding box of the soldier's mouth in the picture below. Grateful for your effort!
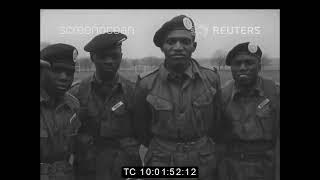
[171,54,186,58]
[56,86,68,91]
[239,74,249,78]
[56,83,69,90]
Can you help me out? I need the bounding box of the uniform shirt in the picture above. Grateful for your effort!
[69,73,136,140]
[221,76,280,145]
[134,59,222,146]
[40,88,80,163]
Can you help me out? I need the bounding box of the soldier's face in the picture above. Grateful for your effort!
[161,30,196,66]
[231,54,261,86]
[44,65,75,96]
[91,47,122,80]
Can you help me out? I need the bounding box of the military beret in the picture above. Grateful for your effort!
[226,42,262,66]
[40,43,78,69]
[84,32,127,53]
[153,15,196,47]
[40,59,51,68]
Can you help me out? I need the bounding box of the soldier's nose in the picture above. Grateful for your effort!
[239,63,247,70]
[173,41,183,50]
[59,72,68,79]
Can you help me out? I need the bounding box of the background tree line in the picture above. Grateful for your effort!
[41,42,278,72]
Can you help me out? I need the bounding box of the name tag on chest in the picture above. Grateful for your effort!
[111,101,124,111]
[258,98,270,109]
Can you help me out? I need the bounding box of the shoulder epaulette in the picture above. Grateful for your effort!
[71,80,81,88]
[138,67,159,79]
[222,79,234,89]
[212,66,218,73]
[65,92,80,109]
[200,66,218,74]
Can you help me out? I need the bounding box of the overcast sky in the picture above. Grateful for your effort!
[40,9,279,61]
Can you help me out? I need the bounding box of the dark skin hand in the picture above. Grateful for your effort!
[91,47,122,82]
[161,29,197,74]
[230,54,261,90]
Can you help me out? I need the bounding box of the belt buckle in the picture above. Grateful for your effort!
[53,161,64,172]
[40,163,56,175]
[40,163,49,174]
[240,153,245,159]
[179,141,196,152]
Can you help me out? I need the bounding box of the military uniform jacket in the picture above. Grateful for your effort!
[133,59,222,146]
[221,76,280,149]
[40,88,81,163]
[69,73,138,148]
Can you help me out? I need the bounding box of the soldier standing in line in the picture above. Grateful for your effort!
[218,42,280,180]
[133,15,223,180]
[69,32,141,180]
[40,44,81,180]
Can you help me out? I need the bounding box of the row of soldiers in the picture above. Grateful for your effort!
[40,15,280,180]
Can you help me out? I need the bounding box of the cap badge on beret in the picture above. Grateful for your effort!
[73,49,78,62]
[248,42,258,53]
[183,17,193,30]
[118,37,127,43]
[115,37,127,46]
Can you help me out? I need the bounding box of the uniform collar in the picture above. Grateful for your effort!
[231,76,264,100]
[91,72,125,93]
[40,88,50,103]
[159,58,200,81]
[40,88,71,110]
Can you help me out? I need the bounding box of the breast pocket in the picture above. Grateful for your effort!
[146,94,173,124]
[64,113,81,137]
[192,88,215,122]
[256,100,275,140]
[110,100,131,130]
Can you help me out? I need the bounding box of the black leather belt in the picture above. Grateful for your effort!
[154,136,209,152]
[227,151,273,161]
[40,161,72,175]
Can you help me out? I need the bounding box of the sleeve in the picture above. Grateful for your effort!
[69,109,82,154]
[119,82,142,165]
[132,79,153,147]
[68,84,80,98]
[208,71,224,142]
[275,83,280,180]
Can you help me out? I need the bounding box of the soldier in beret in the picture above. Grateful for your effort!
[133,15,222,179]
[40,43,81,180]
[218,42,280,180]
[69,32,141,180]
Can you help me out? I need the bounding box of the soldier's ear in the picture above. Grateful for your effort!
[257,59,262,72]
[90,53,96,63]
[160,47,164,53]
[192,41,197,52]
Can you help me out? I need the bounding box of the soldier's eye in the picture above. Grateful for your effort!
[66,70,75,76]
[231,61,241,66]
[95,54,105,60]
[110,53,121,60]
[181,39,191,45]
[166,39,176,45]
[246,60,256,66]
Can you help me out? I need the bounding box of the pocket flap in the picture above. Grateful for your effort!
[146,94,173,110]
[111,101,128,116]
[193,88,215,107]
